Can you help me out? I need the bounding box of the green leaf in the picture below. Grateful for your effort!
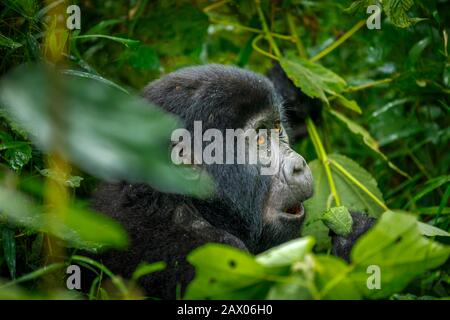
[85,19,124,35]
[303,154,385,250]
[417,221,450,237]
[185,244,274,299]
[280,57,347,104]
[61,70,129,94]
[321,206,353,236]
[349,211,450,298]
[314,255,361,300]
[0,186,128,251]
[131,261,166,281]
[344,1,376,14]
[334,94,362,114]
[408,175,449,207]
[345,0,425,28]
[0,64,213,197]
[0,34,22,49]
[256,237,315,268]
[0,263,65,289]
[3,143,32,172]
[406,37,431,69]
[328,108,409,177]
[416,206,450,216]
[72,35,140,48]
[1,227,16,279]
[383,0,425,28]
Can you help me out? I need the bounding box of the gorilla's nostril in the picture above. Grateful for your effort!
[293,158,305,174]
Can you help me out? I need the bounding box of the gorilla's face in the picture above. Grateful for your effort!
[143,64,313,253]
[197,107,313,254]
[233,110,314,253]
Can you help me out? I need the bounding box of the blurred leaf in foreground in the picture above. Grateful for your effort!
[185,212,450,300]
[0,186,128,252]
[348,211,450,299]
[185,243,275,299]
[0,64,213,197]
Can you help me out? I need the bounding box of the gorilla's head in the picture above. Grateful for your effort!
[143,64,313,253]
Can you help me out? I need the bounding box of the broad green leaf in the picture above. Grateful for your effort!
[132,262,166,281]
[314,255,361,300]
[383,0,425,28]
[334,94,362,114]
[321,206,353,236]
[280,57,346,104]
[345,0,425,28]
[0,186,128,251]
[349,211,450,298]
[265,275,312,300]
[185,244,274,299]
[328,109,409,177]
[303,154,385,250]
[0,64,213,197]
[256,237,315,268]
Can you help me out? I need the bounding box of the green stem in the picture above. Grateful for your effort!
[287,12,307,59]
[208,16,293,41]
[306,117,341,206]
[255,0,281,58]
[252,34,279,60]
[310,20,365,62]
[71,255,129,297]
[329,159,389,211]
[346,78,393,92]
[203,0,231,13]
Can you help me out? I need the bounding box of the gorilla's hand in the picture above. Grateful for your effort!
[331,212,376,262]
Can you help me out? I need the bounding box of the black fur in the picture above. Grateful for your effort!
[89,65,314,299]
[88,65,370,299]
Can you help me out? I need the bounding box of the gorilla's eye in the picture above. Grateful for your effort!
[256,133,266,145]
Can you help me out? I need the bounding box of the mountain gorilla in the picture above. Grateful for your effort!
[90,64,371,299]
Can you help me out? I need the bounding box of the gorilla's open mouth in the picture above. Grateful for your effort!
[285,203,304,216]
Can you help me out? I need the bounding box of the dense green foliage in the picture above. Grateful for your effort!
[0,0,449,299]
